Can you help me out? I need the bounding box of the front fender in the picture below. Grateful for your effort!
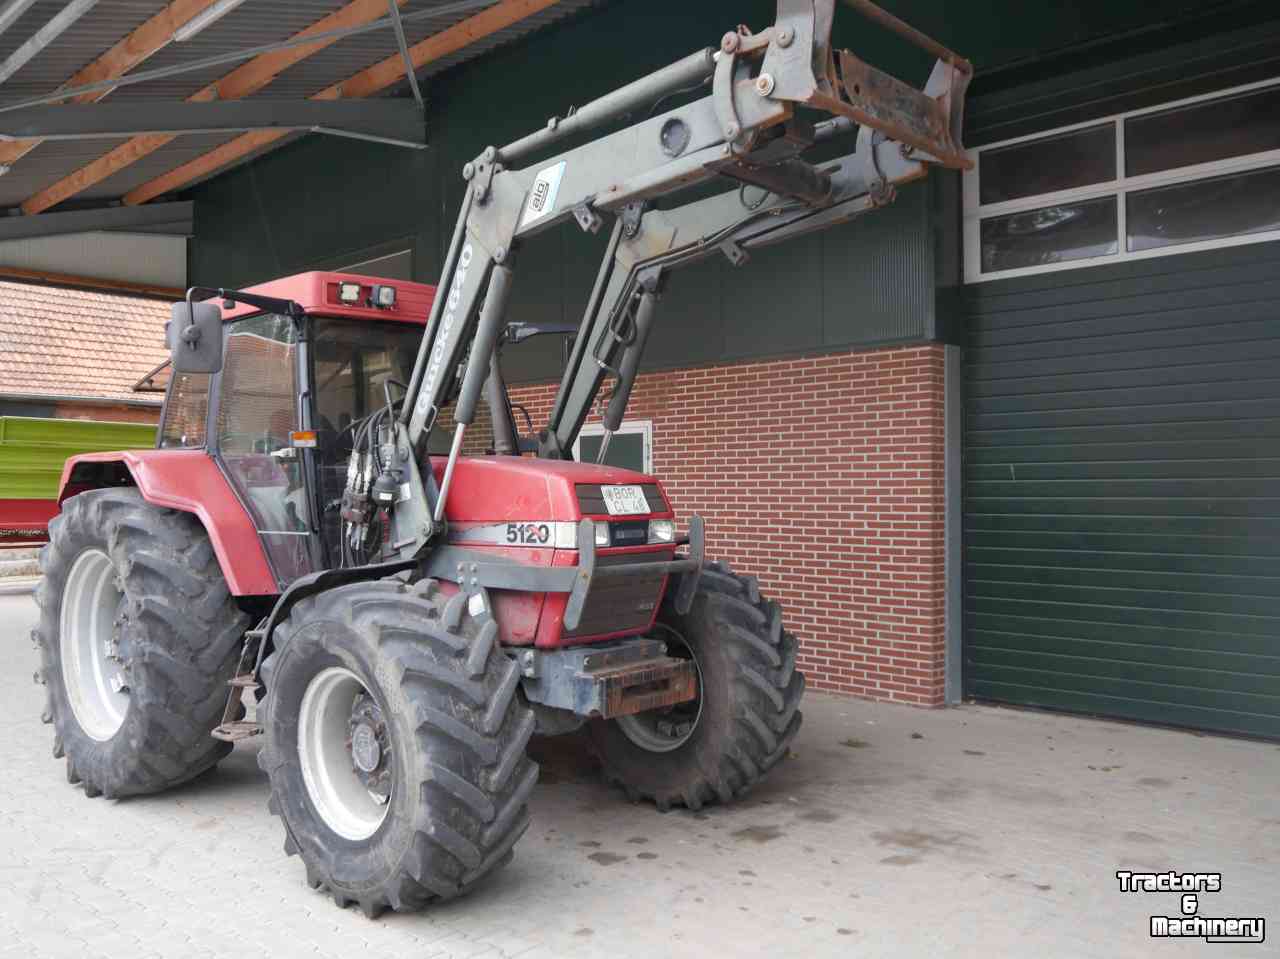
[59,449,277,596]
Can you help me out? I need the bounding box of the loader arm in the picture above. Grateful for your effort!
[543,118,931,458]
[390,0,971,558]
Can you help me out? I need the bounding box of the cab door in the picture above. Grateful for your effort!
[212,312,320,586]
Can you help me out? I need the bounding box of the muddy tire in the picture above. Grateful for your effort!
[588,560,804,811]
[257,579,538,917]
[33,488,250,799]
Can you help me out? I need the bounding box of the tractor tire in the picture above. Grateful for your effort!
[257,579,538,917]
[33,488,250,799]
[587,560,804,811]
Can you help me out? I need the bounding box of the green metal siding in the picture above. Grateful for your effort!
[962,242,1280,738]
[966,7,1280,146]
[0,417,156,500]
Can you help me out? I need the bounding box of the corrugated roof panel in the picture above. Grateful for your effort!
[78,131,246,199]
[251,0,599,98]
[0,0,602,211]
[0,0,170,97]
[0,136,132,207]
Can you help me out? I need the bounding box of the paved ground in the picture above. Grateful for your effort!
[3,592,1276,958]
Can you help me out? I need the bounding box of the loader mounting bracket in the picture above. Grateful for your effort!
[257,557,418,656]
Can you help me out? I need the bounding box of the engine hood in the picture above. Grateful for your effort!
[428,455,672,522]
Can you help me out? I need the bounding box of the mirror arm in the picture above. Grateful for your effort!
[186,285,306,319]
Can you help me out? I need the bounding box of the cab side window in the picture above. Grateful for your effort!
[158,372,210,449]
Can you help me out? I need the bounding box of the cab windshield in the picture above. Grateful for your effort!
[311,316,423,562]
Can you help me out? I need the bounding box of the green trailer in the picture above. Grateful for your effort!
[0,416,156,545]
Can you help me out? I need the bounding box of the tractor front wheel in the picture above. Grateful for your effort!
[257,579,538,917]
[33,489,249,798]
[588,561,805,811]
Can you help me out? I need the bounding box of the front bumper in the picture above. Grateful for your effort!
[421,515,705,630]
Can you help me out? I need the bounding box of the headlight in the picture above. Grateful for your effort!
[594,522,610,547]
[648,519,675,543]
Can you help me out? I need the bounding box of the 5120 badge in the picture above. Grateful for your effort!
[506,522,552,545]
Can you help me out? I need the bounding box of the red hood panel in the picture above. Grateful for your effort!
[428,456,670,522]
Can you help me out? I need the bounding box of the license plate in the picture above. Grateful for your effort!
[600,485,648,516]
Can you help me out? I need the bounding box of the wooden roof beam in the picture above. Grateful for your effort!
[20,0,407,215]
[123,0,561,207]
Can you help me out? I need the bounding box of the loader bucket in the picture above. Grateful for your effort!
[762,0,972,170]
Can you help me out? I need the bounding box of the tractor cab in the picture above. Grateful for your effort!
[160,272,433,581]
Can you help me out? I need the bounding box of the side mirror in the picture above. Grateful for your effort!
[167,301,223,374]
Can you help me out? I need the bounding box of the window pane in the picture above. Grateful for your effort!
[158,372,209,449]
[1127,165,1280,252]
[1125,86,1280,177]
[579,432,646,473]
[217,314,305,534]
[979,125,1115,205]
[980,197,1118,273]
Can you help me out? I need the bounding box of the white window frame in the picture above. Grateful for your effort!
[573,419,652,472]
[963,75,1280,284]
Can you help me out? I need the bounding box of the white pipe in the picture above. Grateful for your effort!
[433,423,467,523]
[172,0,249,42]
[595,430,613,465]
[0,0,40,41]
[0,0,100,88]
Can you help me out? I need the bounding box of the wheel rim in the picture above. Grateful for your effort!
[298,667,392,841]
[616,627,704,753]
[59,548,129,742]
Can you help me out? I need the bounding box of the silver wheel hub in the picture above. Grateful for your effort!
[616,628,704,753]
[59,548,130,742]
[350,723,381,773]
[347,693,392,803]
[298,668,392,840]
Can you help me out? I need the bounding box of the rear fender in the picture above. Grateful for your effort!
[59,449,277,596]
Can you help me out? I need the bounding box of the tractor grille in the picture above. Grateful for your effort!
[563,551,672,639]
[575,483,667,515]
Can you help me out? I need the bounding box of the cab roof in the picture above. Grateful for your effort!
[218,271,434,326]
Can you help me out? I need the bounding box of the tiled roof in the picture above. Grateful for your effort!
[0,280,169,405]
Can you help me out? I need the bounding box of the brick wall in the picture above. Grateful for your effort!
[483,344,948,705]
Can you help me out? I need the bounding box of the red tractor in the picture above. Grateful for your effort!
[34,0,969,916]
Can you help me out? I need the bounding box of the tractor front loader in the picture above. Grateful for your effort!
[33,0,970,916]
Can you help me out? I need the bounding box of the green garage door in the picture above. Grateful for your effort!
[963,242,1280,738]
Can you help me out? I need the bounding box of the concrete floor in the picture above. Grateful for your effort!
[2,591,1276,958]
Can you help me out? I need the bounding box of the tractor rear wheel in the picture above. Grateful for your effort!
[588,561,804,811]
[33,489,249,798]
[257,579,538,917]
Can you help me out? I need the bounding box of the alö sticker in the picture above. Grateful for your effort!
[519,160,566,229]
